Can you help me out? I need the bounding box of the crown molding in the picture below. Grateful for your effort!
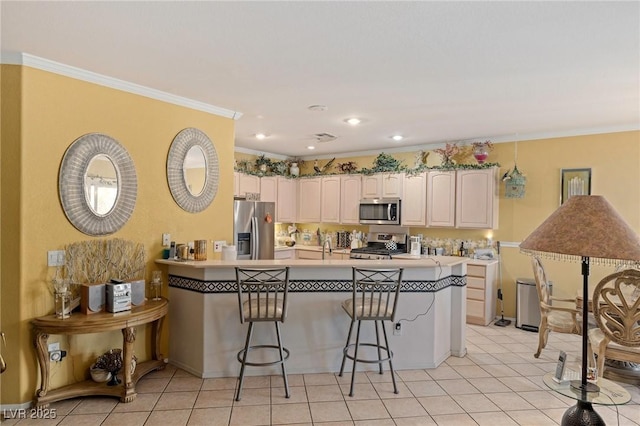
[1,52,242,120]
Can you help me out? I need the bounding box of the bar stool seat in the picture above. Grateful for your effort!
[339,267,403,397]
[235,267,290,401]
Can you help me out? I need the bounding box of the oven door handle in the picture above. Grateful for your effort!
[387,204,392,221]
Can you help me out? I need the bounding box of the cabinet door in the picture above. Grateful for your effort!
[340,175,361,224]
[456,169,498,229]
[361,175,381,199]
[297,178,322,223]
[321,176,341,223]
[260,177,277,203]
[401,172,426,226]
[427,171,456,227]
[297,250,323,260]
[382,173,404,198]
[276,177,297,223]
[274,249,294,259]
[234,172,240,197]
[238,173,261,197]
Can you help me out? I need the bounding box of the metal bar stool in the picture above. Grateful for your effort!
[235,267,290,401]
[339,267,403,397]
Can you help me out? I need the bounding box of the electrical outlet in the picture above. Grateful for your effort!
[393,322,402,336]
[162,233,171,246]
[214,241,226,252]
[47,250,65,267]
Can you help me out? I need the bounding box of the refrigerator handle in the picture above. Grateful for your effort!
[251,217,258,260]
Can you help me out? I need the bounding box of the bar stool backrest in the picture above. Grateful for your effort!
[236,267,290,323]
[350,268,403,322]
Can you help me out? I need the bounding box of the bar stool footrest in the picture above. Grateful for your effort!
[343,343,393,364]
[237,345,290,367]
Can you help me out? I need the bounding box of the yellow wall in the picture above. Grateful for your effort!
[0,65,236,404]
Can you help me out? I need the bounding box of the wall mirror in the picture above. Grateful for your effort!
[59,133,137,235]
[167,128,219,212]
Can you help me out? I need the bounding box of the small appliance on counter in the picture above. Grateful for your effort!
[410,236,422,255]
[349,230,408,260]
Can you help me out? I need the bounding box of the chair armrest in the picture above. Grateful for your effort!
[550,296,579,303]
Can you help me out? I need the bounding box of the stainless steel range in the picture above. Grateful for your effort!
[349,231,408,260]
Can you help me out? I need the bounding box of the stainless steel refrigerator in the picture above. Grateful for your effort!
[233,200,275,260]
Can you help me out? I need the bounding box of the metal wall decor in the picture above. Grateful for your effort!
[167,128,219,213]
[59,133,137,236]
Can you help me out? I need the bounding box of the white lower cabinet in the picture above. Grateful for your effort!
[466,262,498,326]
[274,249,295,260]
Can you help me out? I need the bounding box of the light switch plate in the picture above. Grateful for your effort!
[47,250,65,266]
[162,233,171,246]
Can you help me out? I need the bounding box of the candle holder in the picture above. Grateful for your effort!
[150,270,162,301]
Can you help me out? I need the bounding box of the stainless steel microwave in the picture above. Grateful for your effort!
[359,198,401,225]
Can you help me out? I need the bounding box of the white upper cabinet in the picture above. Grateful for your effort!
[340,174,361,225]
[361,173,404,199]
[427,170,456,227]
[260,176,277,203]
[401,172,427,226]
[276,177,297,223]
[321,176,341,223]
[297,177,322,223]
[234,172,240,198]
[236,173,261,198]
[455,168,499,229]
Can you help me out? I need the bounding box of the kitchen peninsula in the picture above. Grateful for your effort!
[158,257,468,378]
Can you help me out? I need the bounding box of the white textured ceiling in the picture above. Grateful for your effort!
[2,1,639,158]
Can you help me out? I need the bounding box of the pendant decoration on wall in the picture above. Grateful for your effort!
[503,142,526,199]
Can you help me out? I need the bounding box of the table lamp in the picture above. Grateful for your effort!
[520,195,640,426]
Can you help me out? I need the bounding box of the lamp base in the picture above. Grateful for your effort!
[561,400,604,426]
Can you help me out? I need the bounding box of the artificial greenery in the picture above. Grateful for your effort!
[235,151,499,177]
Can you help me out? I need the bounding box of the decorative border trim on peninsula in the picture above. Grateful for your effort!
[168,275,466,294]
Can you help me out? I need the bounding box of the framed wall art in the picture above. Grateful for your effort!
[560,168,591,205]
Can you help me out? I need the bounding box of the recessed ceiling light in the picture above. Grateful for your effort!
[255,133,267,140]
[307,146,316,150]
[345,118,361,125]
[308,105,328,112]
[392,135,404,141]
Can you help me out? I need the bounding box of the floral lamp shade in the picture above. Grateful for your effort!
[505,166,526,199]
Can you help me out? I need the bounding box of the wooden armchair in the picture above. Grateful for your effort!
[588,269,640,375]
[531,257,581,358]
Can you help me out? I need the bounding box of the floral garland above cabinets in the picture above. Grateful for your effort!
[234,150,499,178]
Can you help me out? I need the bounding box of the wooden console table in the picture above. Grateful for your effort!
[31,298,168,407]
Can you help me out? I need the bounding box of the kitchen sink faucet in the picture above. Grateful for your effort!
[322,236,333,260]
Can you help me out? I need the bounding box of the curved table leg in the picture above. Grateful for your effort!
[34,332,50,401]
[121,327,137,402]
[152,316,165,365]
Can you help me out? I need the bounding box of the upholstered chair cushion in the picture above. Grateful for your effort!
[243,298,285,321]
[342,297,393,319]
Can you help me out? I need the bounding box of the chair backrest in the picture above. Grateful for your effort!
[351,267,403,321]
[592,269,640,347]
[236,267,290,323]
[531,257,552,306]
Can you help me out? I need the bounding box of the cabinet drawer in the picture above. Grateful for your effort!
[467,300,484,318]
[467,264,486,278]
[467,288,485,300]
[467,276,485,290]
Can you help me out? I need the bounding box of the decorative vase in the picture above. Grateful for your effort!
[473,146,489,164]
[259,164,267,173]
[89,364,112,383]
[289,163,299,177]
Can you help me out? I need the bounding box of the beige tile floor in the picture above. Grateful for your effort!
[4,323,640,425]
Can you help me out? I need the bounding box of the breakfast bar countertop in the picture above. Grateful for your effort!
[155,255,469,269]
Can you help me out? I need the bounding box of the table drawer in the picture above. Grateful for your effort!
[467,288,485,301]
[467,299,484,318]
[467,276,485,290]
[467,264,486,278]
